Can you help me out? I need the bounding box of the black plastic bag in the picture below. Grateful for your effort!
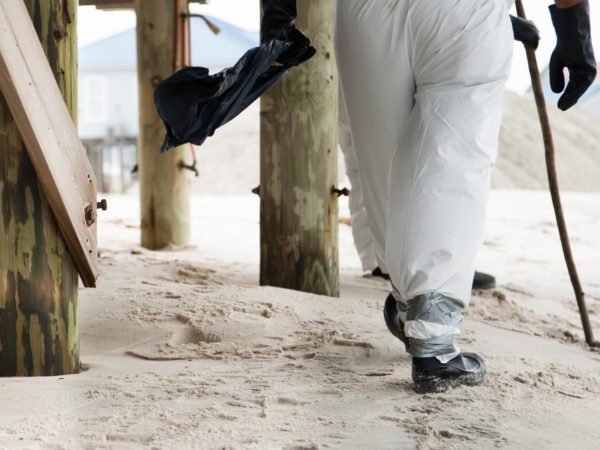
[154,0,315,152]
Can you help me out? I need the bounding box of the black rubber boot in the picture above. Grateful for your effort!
[384,294,486,393]
[412,352,486,394]
[472,271,496,290]
[371,267,391,280]
[383,294,409,352]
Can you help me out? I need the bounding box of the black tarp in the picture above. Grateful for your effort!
[154,0,315,152]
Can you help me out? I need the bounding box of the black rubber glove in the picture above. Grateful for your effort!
[261,0,316,66]
[510,15,540,49]
[549,1,597,111]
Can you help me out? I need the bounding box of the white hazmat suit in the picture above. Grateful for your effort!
[335,0,513,359]
[339,89,378,273]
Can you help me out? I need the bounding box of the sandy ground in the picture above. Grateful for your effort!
[1,190,600,449]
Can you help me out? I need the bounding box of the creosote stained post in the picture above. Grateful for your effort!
[260,0,339,296]
[136,0,191,249]
[0,0,80,376]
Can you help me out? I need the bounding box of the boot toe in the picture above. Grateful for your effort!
[472,271,496,290]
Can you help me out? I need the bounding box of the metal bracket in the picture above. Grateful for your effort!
[332,187,350,197]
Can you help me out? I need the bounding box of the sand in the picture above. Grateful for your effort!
[495,91,600,191]
[2,189,600,449]
[3,90,600,448]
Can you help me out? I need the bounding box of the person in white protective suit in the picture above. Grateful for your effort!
[338,9,547,283]
[341,88,498,290]
[335,0,596,393]
[339,91,378,275]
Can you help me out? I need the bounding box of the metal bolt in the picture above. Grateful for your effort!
[97,199,108,211]
[85,205,97,226]
[332,187,350,197]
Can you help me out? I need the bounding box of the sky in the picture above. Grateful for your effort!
[78,0,600,93]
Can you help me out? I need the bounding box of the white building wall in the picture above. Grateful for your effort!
[78,67,138,140]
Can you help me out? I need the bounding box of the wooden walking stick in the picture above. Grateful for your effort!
[515,0,599,348]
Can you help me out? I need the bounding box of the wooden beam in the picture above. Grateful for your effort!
[0,0,98,287]
[79,0,207,10]
[80,0,134,9]
[260,0,339,296]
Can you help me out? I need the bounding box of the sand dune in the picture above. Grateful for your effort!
[185,91,600,198]
[495,91,600,191]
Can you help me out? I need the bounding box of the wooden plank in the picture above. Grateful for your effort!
[0,0,98,287]
[79,0,134,9]
[79,0,207,9]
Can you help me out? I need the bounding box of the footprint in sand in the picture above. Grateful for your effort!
[169,324,221,345]
[172,262,219,286]
[126,323,221,361]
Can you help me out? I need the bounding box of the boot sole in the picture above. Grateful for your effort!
[414,372,485,394]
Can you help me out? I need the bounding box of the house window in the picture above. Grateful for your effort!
[83,75,108,123]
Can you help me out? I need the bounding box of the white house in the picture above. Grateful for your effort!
[78,16,259,141]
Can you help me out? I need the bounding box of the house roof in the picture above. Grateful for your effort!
[79,16,259,69]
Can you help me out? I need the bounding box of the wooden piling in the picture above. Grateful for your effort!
[0,0,80,376]
[260,0,339,297]
[136,0,191,250]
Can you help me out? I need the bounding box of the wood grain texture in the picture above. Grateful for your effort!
[0,0,80,376]
[136,0,191,250]
[260,0,339,297]
[0,0,98,287]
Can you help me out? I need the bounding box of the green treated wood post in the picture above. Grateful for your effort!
[136,0,191,250]
[0,0,79,376]
[260,0,339,297]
